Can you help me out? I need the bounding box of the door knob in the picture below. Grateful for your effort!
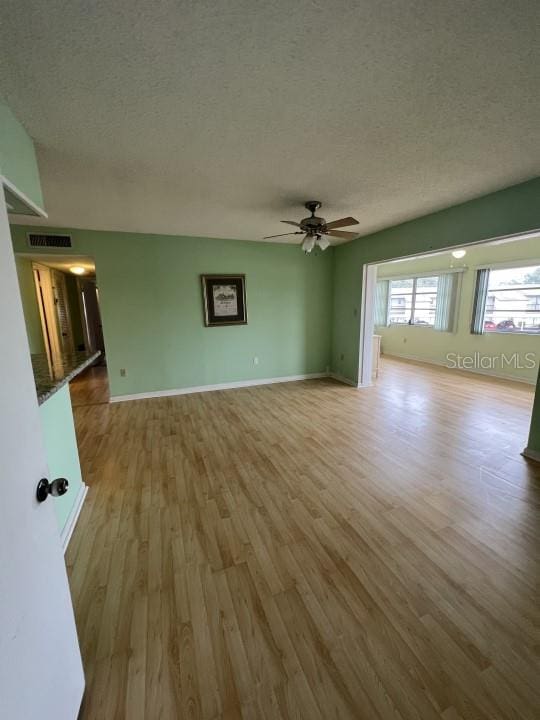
[36,478,69,503]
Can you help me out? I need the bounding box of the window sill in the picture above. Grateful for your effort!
[388,323,435,329]
[483,331,540,336]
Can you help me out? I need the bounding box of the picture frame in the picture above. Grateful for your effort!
[201,274,247,326]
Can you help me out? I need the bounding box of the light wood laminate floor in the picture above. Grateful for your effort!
[67,358,540,719]
[70,365,110,407]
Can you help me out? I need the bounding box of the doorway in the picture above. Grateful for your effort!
[358,230,540,454]
[15,252,109,399]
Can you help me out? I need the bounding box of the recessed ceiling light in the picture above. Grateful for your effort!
[70,266,86,275]
[452,249,467,259]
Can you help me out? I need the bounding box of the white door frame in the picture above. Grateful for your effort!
[33,262,62,360]
[357,263,378,387]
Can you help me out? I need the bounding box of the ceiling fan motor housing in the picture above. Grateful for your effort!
[301,215,326,232]
[302,201,325,233]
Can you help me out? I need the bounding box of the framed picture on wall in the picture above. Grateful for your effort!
[201,274,247,326]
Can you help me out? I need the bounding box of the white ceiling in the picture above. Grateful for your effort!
[2,1,539,243]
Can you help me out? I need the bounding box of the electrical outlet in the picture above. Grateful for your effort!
[253,356,259,366]
[120,368,126,377]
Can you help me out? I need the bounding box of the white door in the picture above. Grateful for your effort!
[34,263,62,360]
[0,193,85,718]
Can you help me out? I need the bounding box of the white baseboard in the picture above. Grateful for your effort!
[383,352,537,385]
[110,372,329,403]
[60,483,88,553]
[329,372,358,387]
[522,447,540,463]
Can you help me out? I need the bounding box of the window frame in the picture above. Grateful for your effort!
[388,275,439,327]
[471,263,540,335]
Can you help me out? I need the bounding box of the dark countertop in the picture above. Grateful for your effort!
[32,350,101,405]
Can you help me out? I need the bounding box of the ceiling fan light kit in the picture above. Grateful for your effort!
[301,235,316,253]
[316,235,330,251]
[264,201,360,253]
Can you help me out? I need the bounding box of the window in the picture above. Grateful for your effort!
[388,276,439,326]
[376,272,459,331]
[472,264,540,334]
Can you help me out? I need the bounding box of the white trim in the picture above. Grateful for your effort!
[382,351,537,385]
[1,175,48,218]
[379,268,466,282]
[475,258,540,271]
[522,447,540,463]
[60,483,88,553]
[110,372,328,403]
[329,372,358,387]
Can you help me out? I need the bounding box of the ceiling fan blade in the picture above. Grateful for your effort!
[325,216,359,230]
[326,230,360,240]
[280,220,301,227]
[263,231,303,239]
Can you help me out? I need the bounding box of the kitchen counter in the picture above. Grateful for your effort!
[32,350,101,405]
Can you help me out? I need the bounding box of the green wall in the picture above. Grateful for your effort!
[15,255,45,354]
[39,384,84,536]
[376,236,540,383]
[0,99,44,209]
[528,376,540,455]
[10,227,333,397]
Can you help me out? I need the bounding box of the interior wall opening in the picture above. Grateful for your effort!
[358,231,540,456]
[15,252,109,405]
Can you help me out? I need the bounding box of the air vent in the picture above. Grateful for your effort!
[28,233,72,249]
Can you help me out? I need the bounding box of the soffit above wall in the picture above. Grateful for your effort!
[2,1,539,242]
[377,233,540,277]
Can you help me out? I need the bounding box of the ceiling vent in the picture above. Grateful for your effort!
[27,233,72,249]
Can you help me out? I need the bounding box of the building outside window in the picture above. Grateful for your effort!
[482,265,540,333]
[388,276,439,326]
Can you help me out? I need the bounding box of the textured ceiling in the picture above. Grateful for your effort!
[2,1,539,243]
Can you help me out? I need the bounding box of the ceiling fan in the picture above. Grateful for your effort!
[264,201,360,253]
